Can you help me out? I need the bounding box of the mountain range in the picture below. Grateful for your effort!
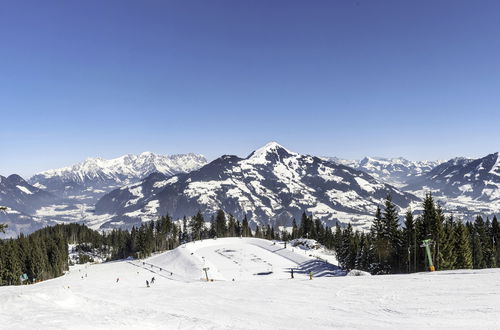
[94,142,418,230]
[1,143,499,237]
[29,152,207,202]
[326,156,443,187]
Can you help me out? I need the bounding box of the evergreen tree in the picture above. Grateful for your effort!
[214,210,228,237]
[382,195,402,272]
[291,219,299,239]
[455,222,473,269]
[208,216,217,238]
[438,216,456,270]
[472,216,486,269]
[189,211,205,241]
[227,214,237,237]
[371,206,384,264]
[492,215,500,267]
[403,209,416,273]
[241,215,251,237]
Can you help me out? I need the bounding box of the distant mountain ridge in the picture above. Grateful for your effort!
[0,175,54,237]
[326,156,443,187]
[404,152,500,202]
[0,174,58,214]
[29,152,207,202]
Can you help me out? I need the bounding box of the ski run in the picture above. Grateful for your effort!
[1,237,499,329]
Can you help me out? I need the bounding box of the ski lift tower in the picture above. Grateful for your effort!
[420,239,435,272]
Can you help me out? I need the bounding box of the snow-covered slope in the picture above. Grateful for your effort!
[29,152,207,202]
[326,156,443,187]
[1,238,499,329]
[95,142,418,230]
[145,237,340,282]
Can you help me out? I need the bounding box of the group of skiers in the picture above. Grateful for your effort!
[146,277,155,287]
[113,276,156,287]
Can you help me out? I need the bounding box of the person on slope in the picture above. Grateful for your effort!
[146,280,150,288]
[151,277,155,284]
[116,278,119,283]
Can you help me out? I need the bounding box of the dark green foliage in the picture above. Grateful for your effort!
[189,211,205,241]
[0,206,8,233]
[454,222,473,269]
[329,193,497,274]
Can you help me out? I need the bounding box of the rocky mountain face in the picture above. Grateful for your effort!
[94,142,419,230]
[29,152,207,202]
[326,157,443,187]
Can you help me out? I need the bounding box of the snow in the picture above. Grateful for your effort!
[1,238,499,329]
[354,177,375,193]
[16,185,33,194]
[245,141,297,165]
[31,152,207,186]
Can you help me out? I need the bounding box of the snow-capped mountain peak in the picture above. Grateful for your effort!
[246,141,298,164]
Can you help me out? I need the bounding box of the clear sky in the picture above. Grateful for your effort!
[1,0,499,177]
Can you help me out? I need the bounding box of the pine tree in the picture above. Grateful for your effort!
[227,214,237,237]
[291,219,299,239]
[215,210,228,237]
[438,216,456,270]
[403,209,416,273]
[434,205,446,270]
[208,216,217,238]
[382,195,401,272]
[241,215,251,237]
[472,216,487,269]
[371,206,385,264]
[492,215,500,267]
[189,211,205,241]
[454,222,473,269]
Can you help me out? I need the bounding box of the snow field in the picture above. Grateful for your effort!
[1,238,500,329]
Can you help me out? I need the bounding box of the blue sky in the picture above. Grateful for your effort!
[1,0,499,177]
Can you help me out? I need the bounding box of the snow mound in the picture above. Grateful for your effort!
[347,269,372,276]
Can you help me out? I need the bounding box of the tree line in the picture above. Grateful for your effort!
[331,193,499,274]
[0,225,69,285]
[1,195,498,285]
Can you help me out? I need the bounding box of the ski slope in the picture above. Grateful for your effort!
[143,237,340,281]
[1,238,500,329]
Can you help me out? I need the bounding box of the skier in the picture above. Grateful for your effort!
[116,278,119,283]
[291,268,294,279]
[151,277,155,284]
[146,280,150,288]
[309,271,313,280]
